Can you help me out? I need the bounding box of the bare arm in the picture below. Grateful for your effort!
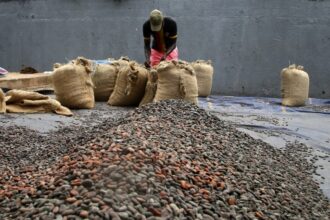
[161,19,177,60]
[144,39,151,67]
[162,39,176,60]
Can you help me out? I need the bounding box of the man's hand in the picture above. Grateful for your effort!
[160,55,166,61]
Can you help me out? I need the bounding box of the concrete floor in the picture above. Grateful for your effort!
[1,96,329,199]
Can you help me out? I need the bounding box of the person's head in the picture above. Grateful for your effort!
[149,9,163,32]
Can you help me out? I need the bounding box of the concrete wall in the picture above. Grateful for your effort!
[0,0,330,98]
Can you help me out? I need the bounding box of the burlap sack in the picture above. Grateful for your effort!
[92,63,118,101]
[191,60,214,97]
[21,99,61,110]
[0,88,5,113]
[5,89,49,104]
[52,57,95,109]
[6,99,73,116]
[281,64,309,107]
[116,56,131,64]
[108,61,148,106]
[111,57,131,72]
[54,106,73,116]
[6,104,47,114]
[53,63,63,69]
[139,69,158,107]
[154,60,198,104]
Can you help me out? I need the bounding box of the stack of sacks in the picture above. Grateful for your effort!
[154,60,198,105]
[139,69,158,107]
[281,64,309,107]
[108,61,148,106]
[91,57,137,102]
[52,57,95,109]
[191,60,214,97]
[3,89,72,116]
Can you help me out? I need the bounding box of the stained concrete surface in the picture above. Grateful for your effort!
[0,96,329,199]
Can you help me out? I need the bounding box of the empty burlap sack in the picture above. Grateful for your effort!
[6,99,73,116]
[5,89,49,104]
[6,104,47,114]
[108,61,148,106]
[192,60,214,97]
[154,60,198,104]
[139,69,158,107]
[52,57,95,109]
[92,63,118,101]
[0,88,5,113]
[281,64,309,107]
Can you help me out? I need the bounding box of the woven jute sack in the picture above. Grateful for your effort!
[111,57,131,74]
[6,104,47,114]
[52,57,95,109]
[92,63,118,101]
[154,60,198,104]
[281,64,309,107]
[139,69,158,107]
[191,60,214,97]
[0,88,5,113]
[5,89,49,104]
[108,61,148,106]
[6,98,73,116]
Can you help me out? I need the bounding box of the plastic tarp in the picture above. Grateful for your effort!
[199,96,330,115]
[199,96,330,153]
[91,60,112,65]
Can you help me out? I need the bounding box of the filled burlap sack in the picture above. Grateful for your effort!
[5,89,49,104]
[0,88,5,113]
[92,63,118,101]
[52,57,95,109]
[53,63,64,69]
[281,64,309,107]
[108,61,148,106]
[191,60,214,97]
[154,60,198,104]
[111,56,131,71]
[139,69,158,107]
[115,56,131,64]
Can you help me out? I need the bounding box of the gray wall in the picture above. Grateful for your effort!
[0,0,330,98]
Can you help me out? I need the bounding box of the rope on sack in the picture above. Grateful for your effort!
[150,69,158,83]
[195,60,212,65]
[179,73,186,99]
[125,62,139,96]
[297,65,304,70]
[74,57,95,89]
[287,64,304,71]
[150,69,158,96]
